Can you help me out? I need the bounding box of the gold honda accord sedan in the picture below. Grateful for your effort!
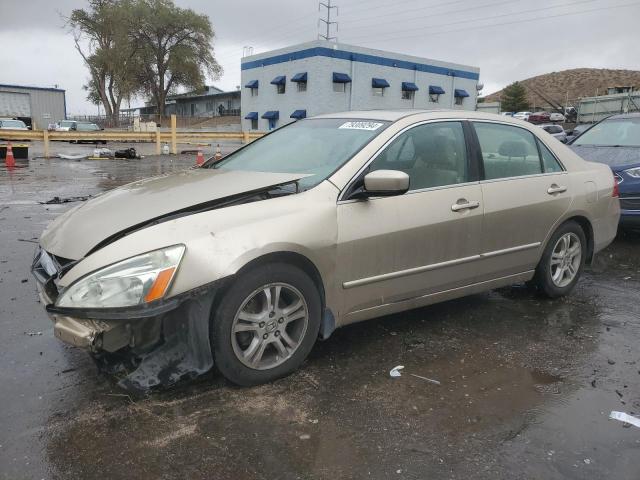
[32,110,619,391]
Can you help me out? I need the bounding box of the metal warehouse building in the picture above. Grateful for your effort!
[0,84,66,130]
[240,40,480,132]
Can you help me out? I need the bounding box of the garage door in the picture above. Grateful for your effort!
[0,91,31,117]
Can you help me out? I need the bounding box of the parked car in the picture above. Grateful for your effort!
[32,110,619,391]
[539,123,568,143]
[0,118,29,130]
[565,123,592,143]
[501,112,515,117]
[549,112,566,122]
[70,122,106,144]
[528,112,551,124]
[569,112,640,228]
[55,120,78,131]
[513,111,531,121]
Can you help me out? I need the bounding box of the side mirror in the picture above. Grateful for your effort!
[349,170,410,199]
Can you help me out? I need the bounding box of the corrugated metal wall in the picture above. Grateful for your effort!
[0,86,66,129]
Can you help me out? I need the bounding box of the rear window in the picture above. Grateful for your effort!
[2,120,25,128]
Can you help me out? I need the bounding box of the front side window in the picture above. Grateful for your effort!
[573,117,640,147]
[474,122,543,180]
[367,121,469,190]
[208,118,389,190]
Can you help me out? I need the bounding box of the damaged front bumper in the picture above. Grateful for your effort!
[33,248,228,393]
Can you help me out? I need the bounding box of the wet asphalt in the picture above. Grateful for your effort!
[1,144,639,479]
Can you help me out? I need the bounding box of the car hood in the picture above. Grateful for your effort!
[40,168,308,260]
[569,145,640,169]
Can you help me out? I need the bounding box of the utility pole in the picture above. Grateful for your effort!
[318,0,338,41]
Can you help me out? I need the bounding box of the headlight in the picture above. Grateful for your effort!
[56,245,185,309]
[624,167,640,178]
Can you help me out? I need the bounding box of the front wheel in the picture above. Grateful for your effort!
[211,263,321,386]
[532,221,586,298]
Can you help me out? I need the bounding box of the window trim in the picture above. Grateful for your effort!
[469,120,567,182]
[338,119,479,202]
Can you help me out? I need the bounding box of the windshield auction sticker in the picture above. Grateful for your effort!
[338,121,384,130]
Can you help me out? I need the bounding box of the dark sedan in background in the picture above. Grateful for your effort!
[569,112,640,228]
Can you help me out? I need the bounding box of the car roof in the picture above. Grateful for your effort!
[607,112,640,120]
[309,109,537,125]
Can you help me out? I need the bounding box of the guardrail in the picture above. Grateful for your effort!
[0,114,263,158]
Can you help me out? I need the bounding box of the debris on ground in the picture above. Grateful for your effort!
[58,153,88,160]
[24,331,43,336]
[93,148,113,158]
[39,195,90,205]
[610,411,640,428]
[114,147,141,159]
[389,365,441,385]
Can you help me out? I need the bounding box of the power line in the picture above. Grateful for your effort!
[341,0,470,25]
[343,0,640,44]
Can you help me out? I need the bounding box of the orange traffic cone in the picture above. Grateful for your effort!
[5,141,16,168]
[196,147,204,166]
[214,143,222,161]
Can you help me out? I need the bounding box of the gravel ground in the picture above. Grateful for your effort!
[1,154,639,480]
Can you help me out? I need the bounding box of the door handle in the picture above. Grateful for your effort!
[547,184,567,194]
[451,200,480,212]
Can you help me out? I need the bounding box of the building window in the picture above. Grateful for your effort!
[251,88,258,97]
[402,90,414,100]
[332,72,351,93]
[251,119,258,130]
[454,89,469,106]
[455,96,464,106]
[277,83,286,94]
[429,93,440,103]
[333,82,346,93]
[297,81,307,92]
[371,78,390,97]
[373,88,384,97]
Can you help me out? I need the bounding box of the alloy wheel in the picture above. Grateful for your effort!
[550,232,582,288]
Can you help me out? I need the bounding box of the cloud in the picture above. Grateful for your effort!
[1,0,638,113]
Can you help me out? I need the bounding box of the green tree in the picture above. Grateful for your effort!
[500,81,530,112]
[128,0,222,117]
[69,0,140,125]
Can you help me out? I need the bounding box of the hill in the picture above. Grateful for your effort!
[482,68,640,109]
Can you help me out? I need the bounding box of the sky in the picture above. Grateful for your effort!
[0,0,638,115]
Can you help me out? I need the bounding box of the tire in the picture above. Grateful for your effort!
[532,221,587,298]
[210,262,321,386]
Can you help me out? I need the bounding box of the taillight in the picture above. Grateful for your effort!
[612,173,620,197]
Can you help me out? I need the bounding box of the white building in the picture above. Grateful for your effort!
[240,40,480,131]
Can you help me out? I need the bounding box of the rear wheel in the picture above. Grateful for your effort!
[532,221,586,298]
[211,263,321,386]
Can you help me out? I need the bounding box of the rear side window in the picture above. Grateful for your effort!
[473,122,542,180]
[538,139,564,173]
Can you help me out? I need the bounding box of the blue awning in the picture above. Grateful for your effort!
[244,80,258,89]
[372,78,390,88]
[429,85,445,95]
[270,75,286,85]
[290,110,307,119]
[402,82,419,92]
[291,72,307,82]
[454,89,470,98]
[244,111,258,120]
[261,111,279,120]
[332,72,352,83]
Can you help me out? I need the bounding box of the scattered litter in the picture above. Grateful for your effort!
[58,153,88,160]
[114,147,141,159]
[389,365,441,385]
[299,434,311,440]
[309,419,319,424]
[93,147,113,158]
[608,359,616,365]
[615,389,624,398]
[610,411,640,428]
[20,279,28,283]
[39,195,90,205]
[584,458,591,465]
[24,331,42,336]
[623,276,631,280]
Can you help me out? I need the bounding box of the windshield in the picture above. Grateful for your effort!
[77,123,99,131]
[574,117,640,147]
[207,118,390,189]
[60,121,75,127]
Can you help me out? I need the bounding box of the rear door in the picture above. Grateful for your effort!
[471,121,572,282]
[336,120,483,318]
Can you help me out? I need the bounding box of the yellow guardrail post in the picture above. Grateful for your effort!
[171,114,177,155]
[242,131,250,144]
[43,129,50,158]
[155,129,161,155]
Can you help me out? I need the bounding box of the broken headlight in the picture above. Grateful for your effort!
[55,245,185,309]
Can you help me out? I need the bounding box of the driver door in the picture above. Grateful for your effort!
[336,121,483,321]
